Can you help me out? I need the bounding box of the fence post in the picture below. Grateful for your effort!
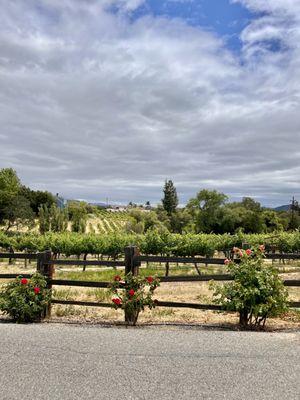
[37,250,53,318]
[124,246,140,276]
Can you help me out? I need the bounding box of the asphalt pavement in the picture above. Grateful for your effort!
[0,323,299,399]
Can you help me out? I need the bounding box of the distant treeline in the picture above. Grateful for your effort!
[1,169,300,235]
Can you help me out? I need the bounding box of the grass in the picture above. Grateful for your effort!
[55,269,117,281]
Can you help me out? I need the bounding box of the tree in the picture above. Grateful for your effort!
[38,204,69,234]
[219,199,265,234]
[261,210,284,232]
[125,209,165,234]
[50,204,68,232]
[2,195,34,232]
[187,189,227,233]
[0,168,20,197]
[288,197,300,230]
[162,180,178,215]
[68,202,87,233]
[241,197,261,212]
[0,168,21,224]
[20,187,55,215]
[38,204,51,234]
[169,209,193,233]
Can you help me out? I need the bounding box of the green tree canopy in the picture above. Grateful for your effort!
[0,168,22,225]
[162,180,178,215]
[187,189,228,233]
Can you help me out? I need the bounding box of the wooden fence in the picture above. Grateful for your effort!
[0,247,300,317]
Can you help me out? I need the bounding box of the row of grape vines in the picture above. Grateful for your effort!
[1,231,300,259]
[88,211,128,234]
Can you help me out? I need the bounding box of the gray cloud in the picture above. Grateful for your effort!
[0,0,299,206]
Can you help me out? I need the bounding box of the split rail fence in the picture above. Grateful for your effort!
[0,247,300,318]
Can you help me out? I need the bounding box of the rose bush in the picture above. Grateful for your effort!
[211,247,288,329]
[110,273,160,325]
[0,273,51,323]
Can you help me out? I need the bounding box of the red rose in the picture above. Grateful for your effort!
[112,297,121,305]
[114,275,121,282]
[21,278,28,285]
[128,289,135,297]
[34,287,40,294]
[146,276,154,283]
[224,258,230,265]
[245,249,252,256]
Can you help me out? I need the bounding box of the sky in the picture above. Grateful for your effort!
[0,0,300,207]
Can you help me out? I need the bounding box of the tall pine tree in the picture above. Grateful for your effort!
[162,180,178,215]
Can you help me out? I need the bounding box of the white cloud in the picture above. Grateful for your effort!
[0,0,299,206]
[115,0,146,11]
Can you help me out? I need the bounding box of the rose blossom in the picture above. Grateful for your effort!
[224,258,230,265]
[128,289,135,297]
[114,275,121,282]
[146,276,154,283]
[112,298,121,305]
[34,287,40,294]
[21,278,28,285]
[245,249,252,256]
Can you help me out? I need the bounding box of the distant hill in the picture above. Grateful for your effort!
[274,204,290,212]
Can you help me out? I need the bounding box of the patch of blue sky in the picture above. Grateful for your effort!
[110,0,261,53]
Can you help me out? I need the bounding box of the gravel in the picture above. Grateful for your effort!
[0,322,299,400]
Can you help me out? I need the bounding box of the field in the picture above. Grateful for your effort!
[7,209,131,234]
[86,210,129,233]
[1,258,300,328]
[1,230,300,328]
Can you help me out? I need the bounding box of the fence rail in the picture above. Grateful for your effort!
[0,253,38,260]
[0,248,299,318]
[47,259,125,267]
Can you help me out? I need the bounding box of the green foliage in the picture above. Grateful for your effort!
[187,189,228,233]
[2,231,300,259]
[110,273,160,325]
[162,180,178,215]
[125,209,165,234]
[0,168,20,198]
[0,168,55,230]
[211,247,288,328]
[38,204,68,234]
[20,186,55,215]
[0,168,22,224]
[38,204,51,234]
[169,209,193,233]
[68,202,87,233]
[0,273,51,323]
[2,195,35,232]
[262,210,284,232]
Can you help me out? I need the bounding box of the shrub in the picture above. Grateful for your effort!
[0,273,51,323]
[211,246,288,329]
[110,273,160,325]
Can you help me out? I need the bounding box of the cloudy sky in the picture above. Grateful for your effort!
[0,0,299,206]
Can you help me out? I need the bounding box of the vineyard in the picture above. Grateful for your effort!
[1,230,300,259]
[87,210,129,234]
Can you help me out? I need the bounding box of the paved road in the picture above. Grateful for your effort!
[0,323,299,400]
